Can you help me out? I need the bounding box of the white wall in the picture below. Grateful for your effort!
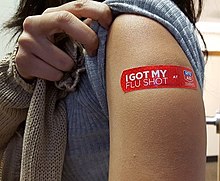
[202,32,220,156]
[204,54,220,116]
[0,0,18,59]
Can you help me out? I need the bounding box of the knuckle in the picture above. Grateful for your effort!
[56,11,73,25]
[102,5,112,24]
[43,7,55,14]
[23,16,35,32]
[18,33,32,48]
[103,4,111,14]
[73,0,87,9]
[104,5,112,19]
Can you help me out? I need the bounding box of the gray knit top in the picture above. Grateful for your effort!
[62,0,204,180]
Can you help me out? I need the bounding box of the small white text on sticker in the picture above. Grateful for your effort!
[125,69,168,89]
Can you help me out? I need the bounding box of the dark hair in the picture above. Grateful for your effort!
[172,0,207,58]
[4,0,63,39]
[3,0,207,56]
[173,0,203,23]
[4,0,203,34]
[3,0,104,37]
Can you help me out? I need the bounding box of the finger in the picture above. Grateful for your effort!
[16,48,64,81]
[18,31,75,72]
[34,39,76,72]
[43,0,112,29]
[83,18,93,27]
[23,13,98,56]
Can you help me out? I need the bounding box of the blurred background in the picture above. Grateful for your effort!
[0,0,18,57]
[0,0,220,180]
[198,0,220,180]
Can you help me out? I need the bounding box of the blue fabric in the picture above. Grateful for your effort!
[62,0,204,180]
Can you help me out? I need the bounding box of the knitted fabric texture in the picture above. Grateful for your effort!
[0,0,204,180]
[0,35,85,180]
[63,0,205,180]
[54,33,86,92]
[0,50,32,180]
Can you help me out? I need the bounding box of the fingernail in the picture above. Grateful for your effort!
[87,49,97,57]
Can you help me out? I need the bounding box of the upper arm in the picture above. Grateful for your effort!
[106,14,206,181]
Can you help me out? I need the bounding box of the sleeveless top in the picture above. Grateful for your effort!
[62,0,204,180]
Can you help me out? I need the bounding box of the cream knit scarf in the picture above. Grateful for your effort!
[0,35,84,180]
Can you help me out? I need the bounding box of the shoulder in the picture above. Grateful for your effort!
[107,14,191,68]
[106,0,204,87]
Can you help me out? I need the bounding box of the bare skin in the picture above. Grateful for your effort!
[106,14,206,181]
[15,0,112,81]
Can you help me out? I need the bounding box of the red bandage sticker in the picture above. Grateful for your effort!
[121,65,197,93]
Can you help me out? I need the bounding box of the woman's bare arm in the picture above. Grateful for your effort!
[106,14,206,181]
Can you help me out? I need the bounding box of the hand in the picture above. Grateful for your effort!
[16,0,112,81]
